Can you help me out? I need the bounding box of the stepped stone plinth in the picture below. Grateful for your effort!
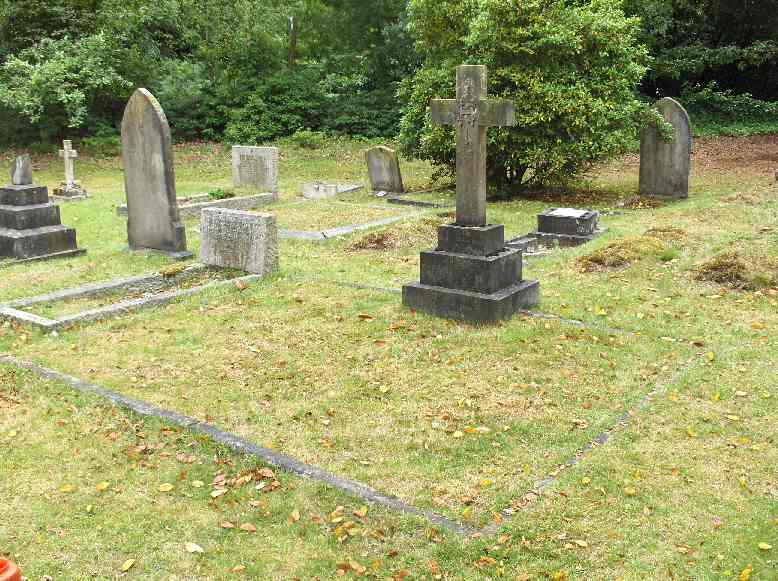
[0,157,85,262]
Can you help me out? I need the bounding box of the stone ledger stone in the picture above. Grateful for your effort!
[0,160,85,261]
[508,207,602,250]
[639,97,692,199]
[403,65,539,323]
[366,146,404,193]
[121,88,191,259]
[199,208,278,275]
[232,146,279,193]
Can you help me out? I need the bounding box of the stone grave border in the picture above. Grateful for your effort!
[0,308,695,538]
[0,264,266,331]
[280,211,425,241]
[117,192,277,219]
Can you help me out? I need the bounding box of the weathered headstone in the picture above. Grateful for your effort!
[54,140,87,197]
[0,158,85,261]
[199,208,278,275]
[10,155,32,185]
[121,88,191,259]
[232,146,279,193]
[639,97,692,199]
[366,146,404,193]
[402,65,539,323]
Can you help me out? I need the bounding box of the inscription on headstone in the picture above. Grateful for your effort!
[639,97,692,199]
[121,88,190,258]
[232,146,279,193]
[200,208,278,275]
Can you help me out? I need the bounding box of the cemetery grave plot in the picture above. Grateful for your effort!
[5,278,685,527]
[272,199,422,236]
[0,265,260,330]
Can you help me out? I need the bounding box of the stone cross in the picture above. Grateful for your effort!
[59,140,78,188]
[431,65,516,226]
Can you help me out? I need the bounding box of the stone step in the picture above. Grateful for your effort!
[0,185,49,206]
[0,203,61,230]
[0,225,80,259]
[420,247,522,294]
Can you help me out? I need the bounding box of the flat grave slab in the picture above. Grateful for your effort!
[508,207,606,249]
[302,183,362,200]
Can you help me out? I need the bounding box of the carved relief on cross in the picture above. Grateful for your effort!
[59,140,78,187]
[431,65,516,227]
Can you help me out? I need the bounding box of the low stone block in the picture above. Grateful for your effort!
[0,185,49,206]
[403,279,539,324]
[200,208,278,275]
[0,203,61,230]
[419,248,522,294]
[505,236,539,254]
[0,225,81,259]
[437,223,505,256]
[537,208,599,236]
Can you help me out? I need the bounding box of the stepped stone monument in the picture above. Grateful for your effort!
[232,146,279,193]
[0,155,85,261]
[53,140,87,197]
[366,146,404,193]
[639,97,692,199]
[200,208,278,275]
[402,65,539,323]
[121,88,191,259]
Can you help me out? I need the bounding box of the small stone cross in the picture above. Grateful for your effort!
[431,65,516,227]
[59,140,78,188]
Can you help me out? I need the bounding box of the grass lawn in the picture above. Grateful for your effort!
[1,136,777,579]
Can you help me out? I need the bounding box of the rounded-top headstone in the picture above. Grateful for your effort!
[10,155,33,186]
[639,97,692,199]
[121,88,189,256]
[366,146,404,193]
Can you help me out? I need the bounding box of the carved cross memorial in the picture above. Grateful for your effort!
[431,65,516,226]
[59,140,78,188]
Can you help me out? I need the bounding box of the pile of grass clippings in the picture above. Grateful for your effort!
[693,251,775,290]
[578,236,666,271]
[643,227,688,242]
[348,215,450,252]
[619,195,666,210]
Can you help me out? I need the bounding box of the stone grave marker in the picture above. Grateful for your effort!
[232,146,279,193]
[402,65,539,323]
[54,140,87,197]
[200,208,278,275]
[0,156,85,261]
[10,155,32,185]
[639,97,692,199]
[509,207,603,251]
[121,88,191,259]
[302,182,362,200]
[366,146,404,193]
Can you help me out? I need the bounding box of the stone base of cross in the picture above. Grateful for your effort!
[402,64,540,323]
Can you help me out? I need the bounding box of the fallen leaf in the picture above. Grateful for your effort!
[211,488,228,498]
[158,483,174,492]
[59,484,76,494]
[624,487,637,497]
[288,509,301,524]
[239,523,257,533]
[230,565,246,573]
[220,521,235,529]
[234,280,248,291]
[758,542,772,551]
[192,480,204,488]
[185,542,204,554]
[95,481,110,492]
[573,539,588,548]
[739,565,753,581]
[121,559,135,572]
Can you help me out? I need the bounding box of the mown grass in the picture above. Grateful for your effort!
[1,135,777,579]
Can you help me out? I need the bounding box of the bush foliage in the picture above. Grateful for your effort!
[399,0,650,188]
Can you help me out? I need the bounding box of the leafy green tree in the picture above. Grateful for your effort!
[399,0,650,189]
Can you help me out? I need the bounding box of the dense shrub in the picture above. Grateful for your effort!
[399,0,651,189]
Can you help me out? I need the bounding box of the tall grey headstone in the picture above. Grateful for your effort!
[402,65,540,323]
[366,146,404,193]
[11,155,32,186]
[232,146,279,193]
[121,88,191,259]
[199,208,278,275]
[639,97,692,199]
